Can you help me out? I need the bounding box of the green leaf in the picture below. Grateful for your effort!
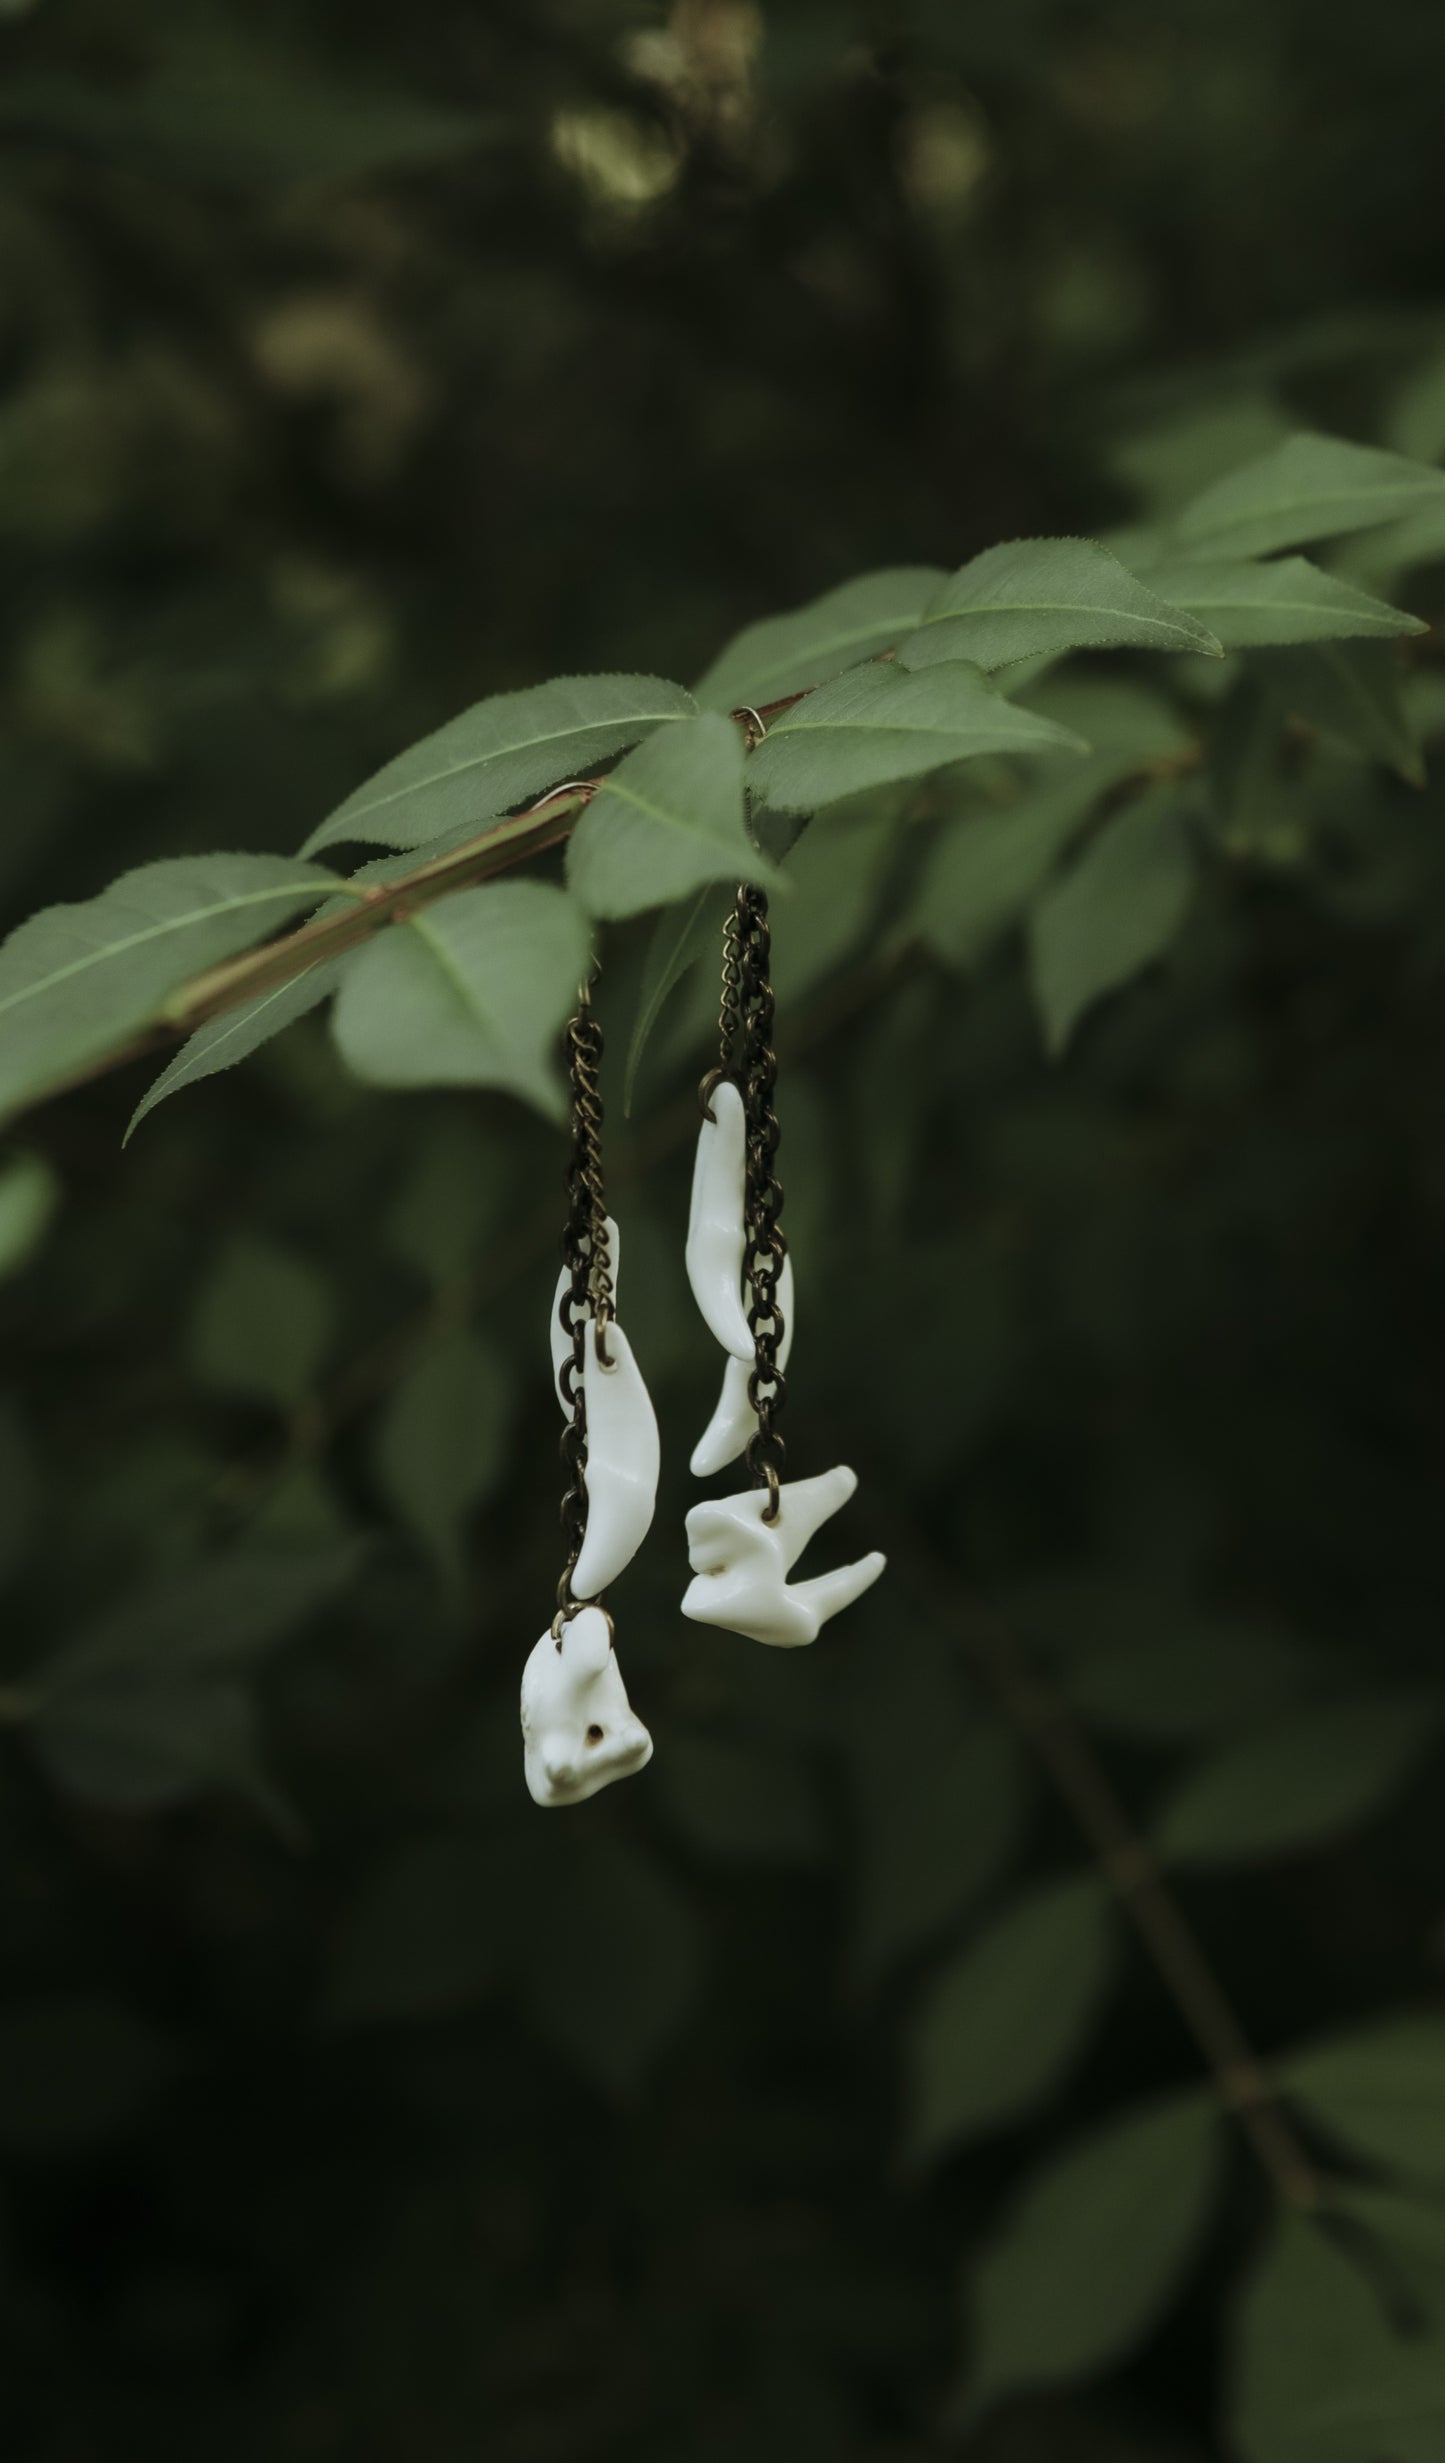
[31,1542,362,1821]
[1232,2211,1445,2463]
[1386,343,1445,467]
[917,768,1126,973]
[1257,643,1425,784]
[1206,676,1303,863]
[850,1723,1029,1989]
[385,1116,512,1288]
[958,2091,1221,2423]
[768,793,902,1005]
[748,661,1087,814]
[1283,2019,1445,2189]
[623,884,732,1114]
[0,1999,180,2156]
[524,1837,705,2100]
[1154,1696,1442,1868]
[1348,501,1445,590]
[903,1874,1117,2165]
[0,1149,59,1280]
[1336,2187,1445,2324]
[330,880,590,1119]
[0,854,340,1124]
[693,566,947,710]
[33,1675,278,1823]
[1064,1621,1315,1742]
[371,1329,511,1585]
[1173,431,1445,560]
[189,1234,334,1410]
[1109,397,1295,518]
[1016,674,1198,764]
[319,1834,515,2028]
[653,1737,828,1869]
[566,711,780,919]
[1028,785,1197,1055]
[301,674,697,857]
[898,538,1222,673]
[43,1540,368,1684]
[1138,556,1426,648]
[127,957,344,1140]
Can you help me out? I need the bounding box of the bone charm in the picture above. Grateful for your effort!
[681,1465,885,1647]
[521,1605,653,1806]
[685,1079,752,1361]
[570,1318,659,1600]
[691,1252,796,1477]
[548,1214,659,1599]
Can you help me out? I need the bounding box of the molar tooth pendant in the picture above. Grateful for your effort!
[521,1606,653,1807]
[685,1079,753,1361]
[682,1465,886,1649]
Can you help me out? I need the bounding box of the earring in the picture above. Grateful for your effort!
[521,978,658,1806]
[682,888,885,1646]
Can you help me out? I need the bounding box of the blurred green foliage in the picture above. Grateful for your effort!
[4,2,1445,2458]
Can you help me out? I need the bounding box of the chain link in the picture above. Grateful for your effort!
[698,901,743,1121]
[736,886,788,1520]
[554,980,613,1629]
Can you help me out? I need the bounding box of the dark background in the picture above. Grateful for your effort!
[2,3,1445,2457]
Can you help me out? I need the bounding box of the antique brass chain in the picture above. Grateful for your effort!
[737,887,788,1521]
[554,980,613,1629]
[694,888,789,1519]
[698,900,744,1123]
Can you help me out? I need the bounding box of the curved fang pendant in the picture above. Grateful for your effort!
[550,1212,620,1414]
[682,1465,886,1648]
[685,1080,752,1361]
[570,1318,660,1600]
[690,1253,796,1478]
[521,1606,653,1806]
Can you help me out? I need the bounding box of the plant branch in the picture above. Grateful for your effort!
[893,1535,1321,2209]
[42,690,811,1111]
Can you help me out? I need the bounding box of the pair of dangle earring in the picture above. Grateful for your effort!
[521,898,885,1807]
[681,886,886,1647]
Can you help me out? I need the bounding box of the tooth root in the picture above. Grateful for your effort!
[791,1553,886,1627]
[685,1080,752,1361]
[774,1463,857,1564]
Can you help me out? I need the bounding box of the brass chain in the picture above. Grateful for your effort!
[698,901,744,1122]
[737,886,788,1521]
[717,901,744,1072]
[554,980,613,1630]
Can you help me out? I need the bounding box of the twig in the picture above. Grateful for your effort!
[35,691,811,1113]
[895,1540,1321,2210]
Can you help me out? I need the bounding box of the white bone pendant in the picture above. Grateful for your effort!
[570,1318,660,1600]
[682,1464,886,1648]
[550,1213,620,1414]
[521,1606,653,1806]
[690,1253,796,1477]
[685,1080,752,1361]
